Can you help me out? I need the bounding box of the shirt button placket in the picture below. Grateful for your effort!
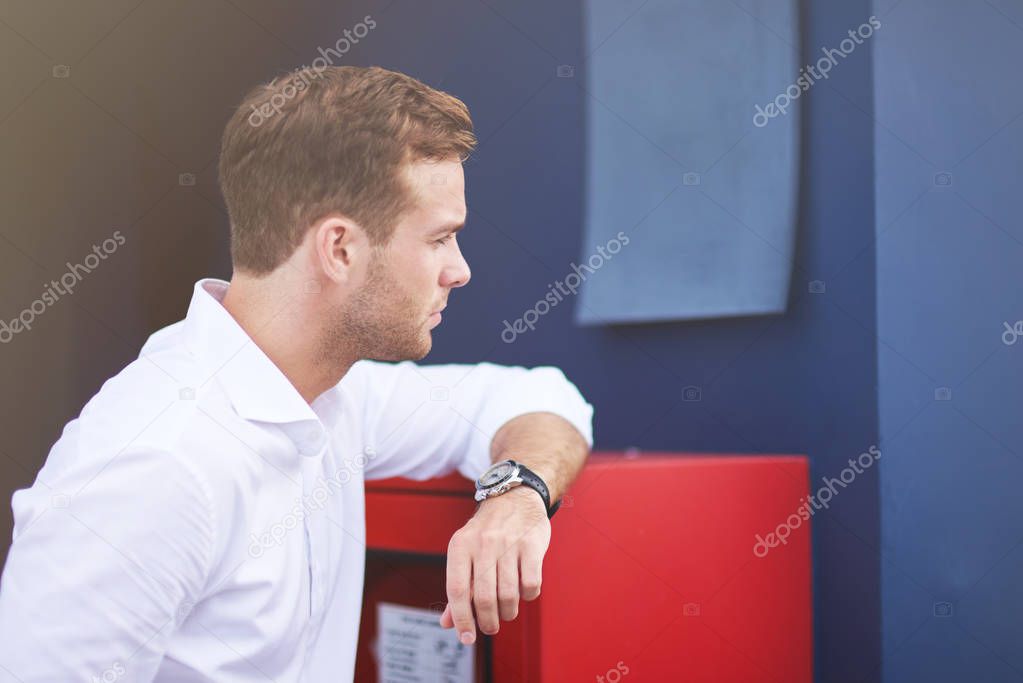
[297,426,325,621]
[298,427,335,629]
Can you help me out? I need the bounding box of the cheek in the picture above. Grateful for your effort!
[413,250,444,286]
[384,241,444,296]
[391,251,440,300]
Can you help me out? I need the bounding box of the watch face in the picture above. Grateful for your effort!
[480,461,515,487]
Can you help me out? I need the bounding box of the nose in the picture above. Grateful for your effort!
[441,241,471,289]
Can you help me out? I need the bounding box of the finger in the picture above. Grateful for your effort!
[439,603,453,629]
[446,540,476,644]
[497,551,520,622]
[519,545,544,601]
[472,556,500,635]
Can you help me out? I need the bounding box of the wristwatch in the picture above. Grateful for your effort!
[474,459,560,519]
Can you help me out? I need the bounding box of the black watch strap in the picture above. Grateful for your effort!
[514,461,559,519]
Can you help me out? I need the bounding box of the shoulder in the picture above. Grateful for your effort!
[338,359,435,407]
[30,338,272,530]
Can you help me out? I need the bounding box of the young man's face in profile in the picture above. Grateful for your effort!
[337,157,472,362]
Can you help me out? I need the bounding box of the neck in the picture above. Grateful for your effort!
[220,274,356,405]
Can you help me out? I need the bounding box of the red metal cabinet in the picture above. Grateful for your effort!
[356,452,812,682]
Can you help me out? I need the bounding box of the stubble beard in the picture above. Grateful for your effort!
[316,252,431,367]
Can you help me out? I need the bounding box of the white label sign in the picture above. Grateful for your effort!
[376,602,475,683]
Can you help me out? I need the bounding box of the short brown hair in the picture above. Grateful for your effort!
[218,65,477,275]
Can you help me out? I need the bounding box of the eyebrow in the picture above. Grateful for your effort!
[430,221,465,236]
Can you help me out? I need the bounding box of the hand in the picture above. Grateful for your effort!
[439,486,550,643]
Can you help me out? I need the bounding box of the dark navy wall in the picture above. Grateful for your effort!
[875,0,1023,681]
[356,1,880,680]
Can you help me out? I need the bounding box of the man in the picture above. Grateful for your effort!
[0,65,592,681]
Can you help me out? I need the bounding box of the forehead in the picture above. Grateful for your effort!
[400,158,466,229]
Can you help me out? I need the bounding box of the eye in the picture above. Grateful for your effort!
[434,234,454,246]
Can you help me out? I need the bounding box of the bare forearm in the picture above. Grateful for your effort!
[440,410,590,642]
[489,410,590,502]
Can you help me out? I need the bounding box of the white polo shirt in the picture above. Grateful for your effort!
[0,278,594,682]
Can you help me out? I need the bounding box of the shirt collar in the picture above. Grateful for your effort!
[182,278,328,429]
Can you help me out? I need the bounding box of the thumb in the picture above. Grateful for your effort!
[439,603,454,628]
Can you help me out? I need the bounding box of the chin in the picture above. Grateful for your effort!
[411,334,433,360]
[372,333,432,362]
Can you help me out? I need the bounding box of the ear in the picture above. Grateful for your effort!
[313,213,366,285]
